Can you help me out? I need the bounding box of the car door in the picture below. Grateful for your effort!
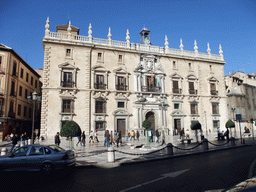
[26,146,45,170]
[5,146,29,171]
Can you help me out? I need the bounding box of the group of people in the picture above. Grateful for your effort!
[104,130,122,147]
[217,127,230,140]
[127,130,140,141]
[9,132,29,152]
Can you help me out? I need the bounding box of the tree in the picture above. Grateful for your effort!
[60,121,81,141]
[225,119,235,128]
[142,119,151,129]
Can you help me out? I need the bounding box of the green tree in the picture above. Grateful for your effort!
[60,121,81,141]
[225,120,235,128]
[142,119,151,129]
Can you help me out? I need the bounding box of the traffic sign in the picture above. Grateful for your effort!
[236,114,242,121]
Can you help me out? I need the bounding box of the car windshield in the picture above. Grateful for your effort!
[48,145,65,152]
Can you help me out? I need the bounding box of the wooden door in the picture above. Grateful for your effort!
[117,119,126,134]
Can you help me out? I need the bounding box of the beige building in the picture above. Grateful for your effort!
[225,71,256,134]
[41,18,228,140]
[0,44,41,140]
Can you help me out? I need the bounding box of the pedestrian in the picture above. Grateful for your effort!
[180,128,184,139]
[10,133,14,141]
[55,132,61,146]
[136,131,140,141]
[23,132,28,141]
[217,127,221,140]
[155,129,160,143]
[104,130,107,146]
[81,131,86,146]
[150,129,153,142]
[89,131,93,143]
[114,132,119,147]
[127,132,130,141]
[110,131,113,145]
[94,131,99,142]
[10,134,18,152]
[76,134,82,146]
[224,128,229,141]
[130,130,135,141]
[119,131,122,145]
[106,130,110,147]
[162,130,165,145]
[20,133,24,141]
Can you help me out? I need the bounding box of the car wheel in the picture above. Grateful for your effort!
[41,162,54,174]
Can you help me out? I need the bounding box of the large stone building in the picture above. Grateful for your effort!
[41,18,228,139]
[225,71,256,133]
[0,44,41,140]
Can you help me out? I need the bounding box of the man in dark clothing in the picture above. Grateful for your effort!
[55,132,61,146]
[118,131,122,146]
[156,130,160,143]
[10,134,18,152]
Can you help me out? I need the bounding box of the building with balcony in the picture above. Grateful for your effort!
[0,44,41,140]
[225,71,256,132]
[41,18,228,139]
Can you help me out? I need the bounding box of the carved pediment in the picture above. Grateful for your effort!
[58,62,78,70]
[170,72,183,80]
[209,97,221,102]
[208,76,219,82]
[59,89,77,97]
[93,92,109,99]
[113,66,130,74]
[113,109,132,116]
[171,110,186,117]
[92,65,110,72]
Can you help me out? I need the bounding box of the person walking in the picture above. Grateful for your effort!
[89,131,93,143]
[55,132,61,146]
[155,130,160,143]
[10,134,18,152]
[217,127,221,140]
[104,130,107,146]
[130,130,135,141]
[94,131,99,142]
[150,129,153,142]
[110,131,113,145]
[81,131,86,146]
[106,130,110,147]
[162,130,166,145]
[119,131,122,145]
[76,134,82,146]
[224,127,230,141]
[136,131,140,141]
[127,132,130,141]
[114,132,119,147]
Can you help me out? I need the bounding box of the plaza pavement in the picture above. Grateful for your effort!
[1,134,256,191]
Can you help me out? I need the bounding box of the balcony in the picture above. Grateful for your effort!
[189,89,197,95]
[173,88,182,94]
[210,90,218,95]
[94,83,106,90]
[116,84,128,91]
[10,91,16,97]
[12,72,18,78]
[141,85,161,92]
[61,81,76,88]
[8,111,15,118]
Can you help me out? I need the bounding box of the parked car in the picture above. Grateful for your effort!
[0,144,76,174]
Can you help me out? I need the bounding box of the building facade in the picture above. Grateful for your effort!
[225,71,256,133]
[0,44,41,140]
[41,18,228,139]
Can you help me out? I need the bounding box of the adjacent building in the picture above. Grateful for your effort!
[41,18,228,140]
[0,44,41,140]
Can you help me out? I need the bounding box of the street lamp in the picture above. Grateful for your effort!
[231,105,236,137]
[204,111,208,136]
[27,91,41,144]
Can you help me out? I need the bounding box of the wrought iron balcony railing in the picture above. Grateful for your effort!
[10,91,16,97]
[116,84,128,91]
[189,89,197,95]
[210,90,218,95]
[94,83,106,90]
[173,88,182,94]
[61,81,76,88]
[141,85,161,92]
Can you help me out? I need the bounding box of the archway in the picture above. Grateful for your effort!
[146,111,155,132]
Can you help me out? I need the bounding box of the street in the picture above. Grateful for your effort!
[1,145,256,192]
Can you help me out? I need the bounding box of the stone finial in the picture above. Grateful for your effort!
[207,43,211,55]
[165,35,169,49]
[194,40,198,54]
[67,20,72,39]
[126,29,130,48]
[180,38,184,51]
[45,17,50,37]
[219,44,224,60]
[88,23,92,43]
[108,27,112,40]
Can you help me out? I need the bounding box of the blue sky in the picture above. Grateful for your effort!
[1,0,256,75]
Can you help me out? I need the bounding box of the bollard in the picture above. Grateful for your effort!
[1,147,7,156]
[28,139,31,145]
[165,143,173,156]
[203,139,208,151]
[20,141,25,147]
[108,147,115,163]
[231,137,235,147]
[25,140,28,146]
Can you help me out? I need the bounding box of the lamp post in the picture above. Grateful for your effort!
[204,111,208,136]
[159,101,168,143]
[231,105,236,137]
[27,91,41,144]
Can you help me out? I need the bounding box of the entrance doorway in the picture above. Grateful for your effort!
[174,119,181,135]
[117,119,126,134]
[146,112,155,132]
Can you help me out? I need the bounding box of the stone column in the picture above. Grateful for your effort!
[138,74,142,92]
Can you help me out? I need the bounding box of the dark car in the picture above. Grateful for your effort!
[0,144,76,174]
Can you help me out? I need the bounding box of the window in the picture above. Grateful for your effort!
[188,81,197,94]
[95,75,105,89]
[118,102,125,108]
[24,106,27,117]
[188,63,191,69]
[26,73,29,82]
[97,53,102,61]
[62,99,73,113]
[20,68,24,78]
[13,147,29,156]
[174,103,179,109]
[44,148,51,155]
[19,86,22,97]
[173,61,176,69]
[212,103,219,114]
[190,103,198,115]
[140,57,143,62]
[213,120,220,128]
[35,80,38,88]
[18,104,21,116]
[12,61,17,76]
[116,76,126,90]
[118,55,123,63]
[173,81,179,93]
[95,100,106,113]
[10,81,15,96]
[29,146,44,155]
[0,56,2,65]
[210,83,218,95]
[62,72,73,87]
[29,108,32,118]
[9,101,14,112]
[25,89,28,99]
[95,121,106,131]
[66,49,71,57]
[31,76,33,86]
